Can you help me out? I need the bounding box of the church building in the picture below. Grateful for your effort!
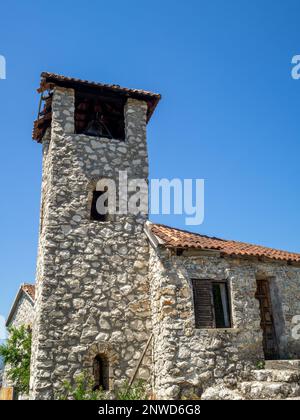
[4,72,300,400]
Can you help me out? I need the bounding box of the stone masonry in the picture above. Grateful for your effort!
[30,87,152,399]
[7,291,34,330]
[149,244,300,399]
[6,72,298,400]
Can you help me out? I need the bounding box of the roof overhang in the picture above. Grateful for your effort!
[39,72,161,122]
[144,221,165,249]
[145,222,300,264]
[33,72,161,143]
[6,284,35,328]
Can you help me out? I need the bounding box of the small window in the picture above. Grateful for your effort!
[93,355,109,391]
[90,190,108,222]
[192,280,231,329]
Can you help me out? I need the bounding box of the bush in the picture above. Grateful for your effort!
[115,379,147,400]
[58,374,148,401]
[256,360,265,370]
[0,326,32,394]
[57,373,107,400]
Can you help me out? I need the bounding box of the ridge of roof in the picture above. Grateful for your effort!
[148,222,300,263]
[33,72,161,142]
[21,284,35,301]
[6,284,35,327]
[39,72,161,100]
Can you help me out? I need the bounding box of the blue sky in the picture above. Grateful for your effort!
[0,0,300,319]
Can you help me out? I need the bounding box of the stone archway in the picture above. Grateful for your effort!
[83,341,119,390]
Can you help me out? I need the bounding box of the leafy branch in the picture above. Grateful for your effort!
[0,326,32,394]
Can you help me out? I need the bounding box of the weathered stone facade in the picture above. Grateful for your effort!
[30,87,152,399]
[149,245,300,399]
[23,73,300,400]
[7,292,34,330]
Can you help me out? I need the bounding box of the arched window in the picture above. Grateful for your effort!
[89,179,116,222]
[90,189,108,222]
[93,354,109,391]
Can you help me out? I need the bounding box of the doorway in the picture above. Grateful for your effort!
[255,279,279,360]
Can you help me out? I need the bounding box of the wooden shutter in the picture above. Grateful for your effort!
[192,279,214,328]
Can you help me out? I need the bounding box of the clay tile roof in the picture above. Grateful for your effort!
[33,72,161,142]
[150,223,300,263]
[39,72,161,120]
[22,284,35,301]
[39,72,161,98]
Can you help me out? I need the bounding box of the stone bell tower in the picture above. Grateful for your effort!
[30,72,161,399]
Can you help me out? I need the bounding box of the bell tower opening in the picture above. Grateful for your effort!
[75,91,126,141]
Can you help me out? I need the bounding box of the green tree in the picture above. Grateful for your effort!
[0,326,32,394]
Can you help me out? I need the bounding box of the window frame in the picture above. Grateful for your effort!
[192,279,232,330]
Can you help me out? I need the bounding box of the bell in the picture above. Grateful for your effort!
[84,119,104,137]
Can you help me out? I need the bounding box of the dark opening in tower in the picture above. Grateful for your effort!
[75,91,125,141]
[90,189,109,222]
[93,354,109,391]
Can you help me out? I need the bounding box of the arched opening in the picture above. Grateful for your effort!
[89,179,116,222]
[93,354,109,391]
[90,187,108,222]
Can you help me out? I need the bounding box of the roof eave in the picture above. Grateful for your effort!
[6,284,35,328]
[38,72,161,123]
[144,221,165,249]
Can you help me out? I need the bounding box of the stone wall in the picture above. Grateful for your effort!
[29,84,300,401]
[30,87,152,399]
[149,246,300,399]
[8,293,34,329]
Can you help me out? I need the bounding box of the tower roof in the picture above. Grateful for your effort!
[33,72,161,142]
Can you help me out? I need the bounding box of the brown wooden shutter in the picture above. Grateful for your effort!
[192,279,214,328]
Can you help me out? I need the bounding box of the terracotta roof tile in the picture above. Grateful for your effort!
[39,72,161,101]
[150,223,300,263]
[33,72,161,142]
[22,284,35,301]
